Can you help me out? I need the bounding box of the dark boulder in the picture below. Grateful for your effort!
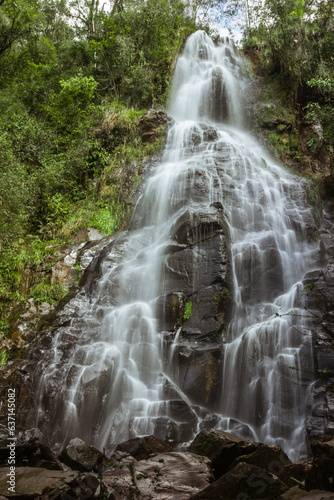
[58,438,109,473]
[305,438,334,492]
[115,435,173,461]
[231,443,291,473]
[283,461,310,488]
[188,462,288,499]
[0,467,102,498]
[0,438,64,470]
[188,429,257,479]
[149,400,198,445]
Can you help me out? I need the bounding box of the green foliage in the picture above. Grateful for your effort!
[46,73,98,135]
[0,237,56,302]
[0,237,59,339]
[0,0,43,59]
[0,349,8,366]
[91,0,197,107]
[0,320,10,337]
[305,184,320,208]
[319,366,332,375]
[30,281,66,305]
[74,264,82,286]
[183,302,192,321]
[252,84,301,163]
[302,283,314,294]
[211,288,231,304]
[244,0,334,99]
[0,0,206,350]
[195,432,218,453]
[267,131,299,160]
[244,0,333,180]
[304,77,334,159]
[307,77,334,95]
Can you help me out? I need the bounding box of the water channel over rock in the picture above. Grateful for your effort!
[33,31,317,461]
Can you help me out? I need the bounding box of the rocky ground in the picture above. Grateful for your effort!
[0,430,333,499]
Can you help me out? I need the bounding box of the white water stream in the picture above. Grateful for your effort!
[36,31,315,460]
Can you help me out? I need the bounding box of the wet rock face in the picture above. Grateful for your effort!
[102,451,213,500]
[163,206,233,335]
[211,67,229,122]
[303,262,334,440]
[50,238,111,292]
[0,234,122,439]
[159,204,233,410]
[176,347,221,408]
[137,109,170,143]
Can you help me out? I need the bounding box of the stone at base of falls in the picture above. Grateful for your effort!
[305,438,334,492]
[188,462,289,500]
[283,462,312,488]
[0,438,64,470]
[102,451,213,500]
[188,429,259,479]
[230,443,292,471]
[115,435,173,461]
[279,486,334,499]
[0,467,102,498]
[58,437,109,473]
[1,434,334,499]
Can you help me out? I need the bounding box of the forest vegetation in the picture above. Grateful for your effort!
[0,0,202,347]
[0,0,333,361]
[243,0,333,174]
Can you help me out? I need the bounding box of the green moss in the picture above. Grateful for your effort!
[211,288,230,304]
[0,349,8,366]
[0,237,60,337]
[136,473,148,480]
[74,264,82,286]
[183,301,192,321]
[252,78,301,164]
[195,433,218,454]
[30,281,66,305]
[306,184,319,207]
[267,130,300,161]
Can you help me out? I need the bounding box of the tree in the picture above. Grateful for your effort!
[0,0,42,58]
[40,0,73,47]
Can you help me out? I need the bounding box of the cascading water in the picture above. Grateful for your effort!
[33,31,316,460]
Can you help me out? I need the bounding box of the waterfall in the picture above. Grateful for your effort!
[34,31,316,461]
